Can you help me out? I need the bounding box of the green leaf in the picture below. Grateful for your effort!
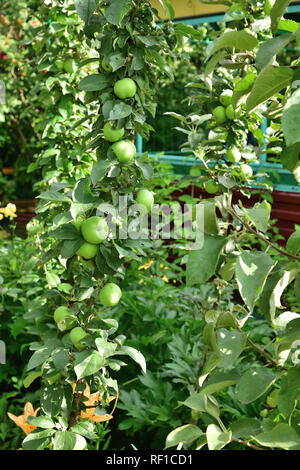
[208,30,258,58]
[203,201,219,235]
[235,251,275,312]
[109,103,132,120]
[91,160,111,184]
[73,178,95,204]
[51,348,70,371]
[120,346,146,373]
[182,393,220,420]
[280,143,300,171]
[71,422,98,440]
[259,263,299,323]
[53,431,87,450]
[236,367,277,404]
[28,416,55,429]
[107,52,126,72]
[201,370,240,394]
[74,350,105,379]
[23,371,42,388]
[271,0,294,33]
[104,0,132,25]
[41,384,64,417]
[75,0,98,23]
[230,418,261,439]
[256,33,293,70]
[278,18,300,32]
[49,224,80,240]
[253,423,300,450]
[187,235,226,286]
[27,347,51,371]
[278,367,300,415]
[165,424,203,449]
[206,424,231,450]
[22,429,55,450]
[175,23,208,40]
[282,88,300,147]
[61,239,84,259]
[78,74,110,91]
[245,65,294,112]
[242,201,271,233]
[46,272,61,288]
[217,329,246,369]
[275,318,300,365]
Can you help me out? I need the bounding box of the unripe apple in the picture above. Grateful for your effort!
[99,283,122,307]
[69,327,90,351]
[227,146,241,163]
[103,122,125,142]
[112,140,136,163]
[189,165,202,176]
[56,60,64,71]
[114,78,137,99]
[212,106,227,124]
[64,58,76,74]
[225,104,235,120]
[136,189,154,213]
[240,164,253,179]
[81,216,109,244]
[204,180,219,194]
[220,89,233,107]
[76,242,98,259]
[54,306,77,331]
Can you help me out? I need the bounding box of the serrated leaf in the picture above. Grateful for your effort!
[208,30,258,58]
[78,74,110,91]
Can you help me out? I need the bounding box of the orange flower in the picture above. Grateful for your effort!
[7,402,40,435]
[72,382,116,422]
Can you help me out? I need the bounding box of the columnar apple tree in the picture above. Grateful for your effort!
[21,0,176,450]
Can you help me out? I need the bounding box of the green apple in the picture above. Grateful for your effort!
[225,104,235,120]
[69,327,90,351]
[240,164,253,179]
[81,216,109,244]
[103,122,125,142]
[56,60,64,71]
[136,189,154,213]
[99,283,122,307]
[189,165,202,177]
[212,106,227,124]
[64,58,76,74]
[114,78,137,99]
[260,409,268,418]
[76,242,98,259]
[227,146,241,163]
[54,306,77,331]
[72,216,85,231]
[220,90,233,107]
[112,140,136,163]
[204,180,219,194]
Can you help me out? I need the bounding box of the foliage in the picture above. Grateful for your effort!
[163,0,300,451]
